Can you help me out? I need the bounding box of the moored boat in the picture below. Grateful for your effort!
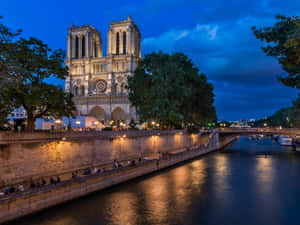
[278,135,293,146]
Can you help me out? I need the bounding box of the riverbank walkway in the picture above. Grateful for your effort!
[0,143,211,204]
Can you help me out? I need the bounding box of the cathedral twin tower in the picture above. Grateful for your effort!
[65,16,141,124]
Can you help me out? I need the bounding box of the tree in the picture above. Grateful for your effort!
[253,15,300,126]
[0,16,22,129]
[0,18,75,131]
[253,107,299,128]
[181,73,217,126]
[127,51,217,129]
[252,15,300,88]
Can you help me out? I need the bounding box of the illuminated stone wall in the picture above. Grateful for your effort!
[0,131,208,186]
[0,142,224,224]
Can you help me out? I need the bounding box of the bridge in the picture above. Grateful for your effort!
[219,128,300,137]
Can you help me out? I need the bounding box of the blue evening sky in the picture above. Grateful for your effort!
[1,0,299,121]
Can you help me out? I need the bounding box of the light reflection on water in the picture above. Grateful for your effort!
[255,157,274,194]
[10,136,300,225]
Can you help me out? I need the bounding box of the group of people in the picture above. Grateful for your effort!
[0,157,147,199]
[113,158,141,169]
[158,151,171,159]
[0,176,62,197]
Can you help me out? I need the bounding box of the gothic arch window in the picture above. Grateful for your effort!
[82,36,86,57]
[116,32,120,55]
[94,41,97,57]
[75,37,79,58]
[120,83,126,94]
[81,86,85,96]
[74,87,79,96]
[123,32,126,54]
[115,83,119,95]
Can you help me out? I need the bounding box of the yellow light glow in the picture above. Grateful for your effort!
[75,120,81,125]
[94,121,99,125]
[55,119,62,124]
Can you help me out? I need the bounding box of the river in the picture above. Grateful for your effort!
[10,136,300,225]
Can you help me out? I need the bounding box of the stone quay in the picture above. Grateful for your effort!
[0,130,235,224]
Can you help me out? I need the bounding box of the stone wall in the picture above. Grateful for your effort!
[0,140,224,224]
[0,131,209,186]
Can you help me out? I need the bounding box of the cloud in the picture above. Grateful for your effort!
[142,24,219,51]
[141,14,298,120]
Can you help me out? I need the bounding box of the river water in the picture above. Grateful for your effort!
[10,136,300,225]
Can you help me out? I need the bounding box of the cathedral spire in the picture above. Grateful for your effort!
[127,15,132,21]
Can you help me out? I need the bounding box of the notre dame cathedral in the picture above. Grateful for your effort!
[65,16,141,125]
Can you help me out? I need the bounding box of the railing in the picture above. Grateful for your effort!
[219,128,300,134]
[0,129,191,144]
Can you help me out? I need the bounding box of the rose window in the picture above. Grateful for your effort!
[95,79,107,93]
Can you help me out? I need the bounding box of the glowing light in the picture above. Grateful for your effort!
[55,119,62,124]
[122,134,127,138]
[151,121,155,125]
[75,120,81,125]
[94,121,99,125]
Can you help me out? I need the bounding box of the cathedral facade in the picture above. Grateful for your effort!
[65,16,141,125]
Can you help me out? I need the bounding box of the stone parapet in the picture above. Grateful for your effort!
[0,130,210,187]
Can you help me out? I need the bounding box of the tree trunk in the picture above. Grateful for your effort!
[26,113,36,132]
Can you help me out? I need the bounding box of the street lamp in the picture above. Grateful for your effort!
[110,120,114,126]
[93,121,99,130]
[75,120,81,130]
[55,119,62,124]
[55,119,62,130]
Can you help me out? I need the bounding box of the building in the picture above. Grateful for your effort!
[39,116,105,130]
[65,16,141,125]
[7,106,27,120]
[7,106,27,131]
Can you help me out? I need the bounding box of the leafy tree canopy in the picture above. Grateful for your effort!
[0,17,75,131]
[252,15,300,88]
[127,51,217,129]
[254,106,300,128]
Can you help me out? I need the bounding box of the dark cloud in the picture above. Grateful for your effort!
[141,8,299,120]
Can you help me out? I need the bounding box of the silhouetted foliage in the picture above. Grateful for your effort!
[0,17,75,131]
[253,15,300,87]
[127,51,217,129]
[254,107,300,128]
[252,15,300,112]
